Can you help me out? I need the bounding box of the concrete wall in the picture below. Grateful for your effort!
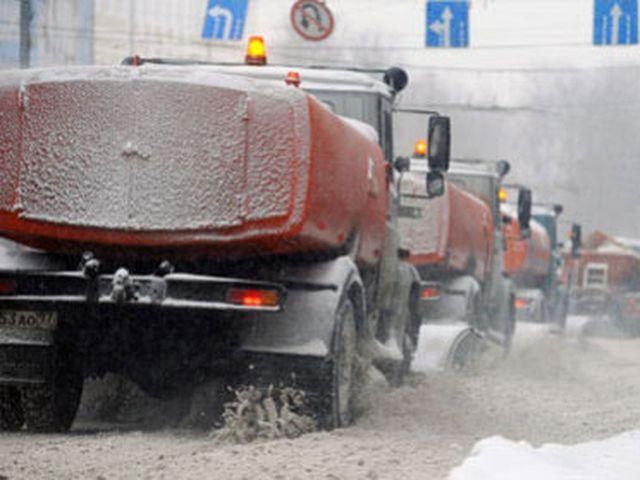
[0,0,93,68]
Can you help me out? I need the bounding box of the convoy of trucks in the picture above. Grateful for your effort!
[502,196,565,324]
[0,36,624,433]
[398,155,522,367]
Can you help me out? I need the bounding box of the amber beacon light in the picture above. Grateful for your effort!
[414,139,428,158]
[245,35,267,65]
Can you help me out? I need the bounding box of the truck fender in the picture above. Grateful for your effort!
[438,275,481,322]
[239,256,365,358]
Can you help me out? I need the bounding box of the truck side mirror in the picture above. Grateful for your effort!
[517,188,532,237]
[427,116,450,172]
[571,224,582,258]
[497,160,511,178]
[426,171,445,198]
[383,67,409,93]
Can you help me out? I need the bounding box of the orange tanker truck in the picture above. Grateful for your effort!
[501,195,564,323]
[398,148,522,366]
[0,38,452,432]
[564,231,640,335]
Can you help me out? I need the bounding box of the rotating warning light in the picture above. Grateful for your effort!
[285,71,301,87]
[414,139,428,158]
[245,35,267,66]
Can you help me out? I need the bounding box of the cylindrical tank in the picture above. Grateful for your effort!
[0,65,389,264]
[503,205,552,288]
[399,172,494,282]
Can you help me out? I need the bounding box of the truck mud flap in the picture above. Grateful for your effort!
[230,350,332,418]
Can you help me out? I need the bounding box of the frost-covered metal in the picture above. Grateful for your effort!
[0,65,388,264]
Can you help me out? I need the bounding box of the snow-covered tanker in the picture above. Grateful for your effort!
[398,152,519,365]
[501,193,567,323]
[0,38,452,432]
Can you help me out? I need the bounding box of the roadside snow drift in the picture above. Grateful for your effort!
[449,431,640,480]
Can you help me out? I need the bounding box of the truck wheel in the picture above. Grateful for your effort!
[449,329,481,370]
[324,296,358,429]
[0,386,24,431]
[22,351,84,433]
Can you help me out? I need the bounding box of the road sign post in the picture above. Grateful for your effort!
[426,1,469,48]
[594,0,638,45]
[202,0,249,41]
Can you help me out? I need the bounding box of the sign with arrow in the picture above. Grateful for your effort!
[202,0,249,41]
[426,1,469,48]
[594,0,638,45]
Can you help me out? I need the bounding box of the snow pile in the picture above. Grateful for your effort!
[449,431,640,480]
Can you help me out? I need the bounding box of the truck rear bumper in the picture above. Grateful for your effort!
[0,269,287,313]
[0,255,360,392]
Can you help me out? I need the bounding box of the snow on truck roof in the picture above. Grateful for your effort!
[202,65,394,97]
[406,157,506,178]
[448,159,506,178]
[0,63,393,98]
[532,204,559,217]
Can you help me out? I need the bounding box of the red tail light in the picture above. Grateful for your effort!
[421,285,440,300]
[285,71,301,87]
[226,288,280,307]
[515,298,531,309]
[0,280,17,295]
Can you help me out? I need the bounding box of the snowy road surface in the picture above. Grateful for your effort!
[1,326,640,479]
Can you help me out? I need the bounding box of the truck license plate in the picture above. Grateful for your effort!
[0,345,54,382]
[0,310,58,331]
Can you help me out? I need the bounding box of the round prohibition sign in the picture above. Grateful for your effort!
[290,0,335,41]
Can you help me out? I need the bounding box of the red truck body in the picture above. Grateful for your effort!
[0,67,388,265]
[502,205,552,288]
[399,171,494,283]
[562,232,640,291]
[570,251,640,289]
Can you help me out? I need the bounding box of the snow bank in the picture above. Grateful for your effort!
[449,431,640,480]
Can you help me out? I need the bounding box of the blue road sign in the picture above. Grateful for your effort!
[426,1,469,48]
[594,0,638,45]
[202,0,249,41]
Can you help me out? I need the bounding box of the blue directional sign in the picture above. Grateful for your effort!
[594,0,638,45]
[202,0,249,41]
[426,1,469,48]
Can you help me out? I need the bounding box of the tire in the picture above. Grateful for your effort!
[0,386,24,431]
[324,296,359,429]
[449,329,481,370]
[22,350,84,433]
